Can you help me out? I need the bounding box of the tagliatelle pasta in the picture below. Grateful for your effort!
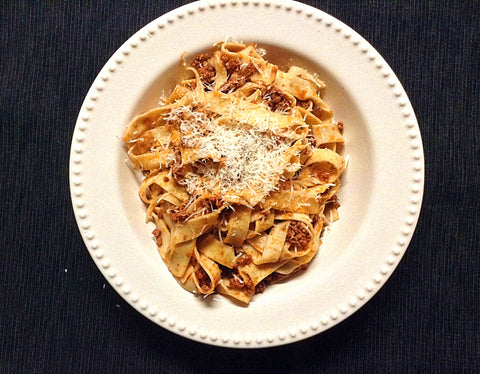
[123,42,345,304]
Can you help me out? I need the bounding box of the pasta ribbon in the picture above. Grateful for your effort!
[123,42,346,304]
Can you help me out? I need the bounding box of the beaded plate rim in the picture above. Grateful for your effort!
[70,0,424,348]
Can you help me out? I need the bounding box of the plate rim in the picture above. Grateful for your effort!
[69,0,424,348]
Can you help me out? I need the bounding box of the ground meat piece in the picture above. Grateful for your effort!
[312,106,324,119]
[196,267,211,291]
[152,229,162,246]
[242,63,258,76]
[229,274,245,289]
[227,268,254,292]
[327,195,341,209]
[191,53,216,85]
[318,171,330,183]
[191,53,209,66]
[295,99,326,119]
[201,196,223,214]
[220,54,241,75]
[296,99,312,109]
[170,150,185,182]
[220,61,257,92]
[234,253,253,267]
[169,204,190,222]
[337,121,344,133]
[171,165,183,182]
[242,274,254,292]
[263,85,293,112]
[286,221,311,251]
[255,281,266,294]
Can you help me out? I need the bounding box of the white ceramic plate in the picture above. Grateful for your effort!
[70,0,424,348]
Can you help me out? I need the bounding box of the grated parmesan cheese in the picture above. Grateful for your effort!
[164,102,293,198]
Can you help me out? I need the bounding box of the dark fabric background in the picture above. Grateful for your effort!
[1,1,479,373]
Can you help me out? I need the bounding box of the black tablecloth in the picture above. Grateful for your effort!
[1,1,479,373]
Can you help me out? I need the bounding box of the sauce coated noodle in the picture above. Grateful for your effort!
[123,42,345,304]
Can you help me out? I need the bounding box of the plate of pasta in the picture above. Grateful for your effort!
[70,0,423,348]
